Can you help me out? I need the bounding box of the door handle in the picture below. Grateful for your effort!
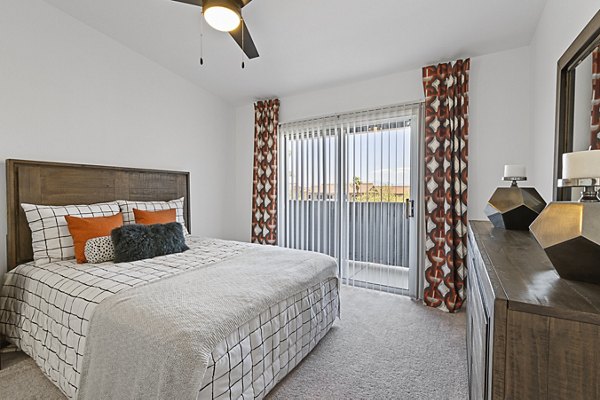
[405,199,415,218]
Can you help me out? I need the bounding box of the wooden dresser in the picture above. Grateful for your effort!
[467,221,600,400]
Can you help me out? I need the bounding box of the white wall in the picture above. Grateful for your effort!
[530,0,600,199]
[0,1,236,277]
[227,46,533,241]
[469,47,533,221]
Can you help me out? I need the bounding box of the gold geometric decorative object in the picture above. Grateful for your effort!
[530,202,600,283]
[484,187,546,230]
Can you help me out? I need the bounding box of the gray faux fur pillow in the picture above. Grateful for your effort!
[111,222,189,263]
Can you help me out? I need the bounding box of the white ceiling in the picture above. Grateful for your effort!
[43,0,547,106]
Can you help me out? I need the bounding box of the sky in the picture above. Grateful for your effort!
[285,126,413,189]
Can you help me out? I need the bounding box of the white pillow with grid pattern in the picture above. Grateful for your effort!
[21,202,121,266]
[117,197,188,234]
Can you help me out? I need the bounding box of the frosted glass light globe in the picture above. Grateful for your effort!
[204,6,241,32]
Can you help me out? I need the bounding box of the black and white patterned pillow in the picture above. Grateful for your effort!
[117,198,188,234]
[21,202,121,266]
[84,236,115,264]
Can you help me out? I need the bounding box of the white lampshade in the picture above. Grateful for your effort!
[562,150,600,179]
[204,5,241,32]
[503,164,526,178]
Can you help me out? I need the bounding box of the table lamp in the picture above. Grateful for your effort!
[484,164,546,230]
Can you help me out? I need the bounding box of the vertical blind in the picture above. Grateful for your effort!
[278,103,422,293]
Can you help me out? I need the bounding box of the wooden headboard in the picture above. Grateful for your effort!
[6,159,190,271]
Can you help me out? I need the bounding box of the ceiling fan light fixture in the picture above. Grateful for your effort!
[203,1,241,32]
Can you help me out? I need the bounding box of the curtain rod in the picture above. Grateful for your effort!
[279,99,424,127]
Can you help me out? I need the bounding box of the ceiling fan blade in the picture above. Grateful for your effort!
[230,22,259,59]
[171,0,203,6]
[172,0,251,8]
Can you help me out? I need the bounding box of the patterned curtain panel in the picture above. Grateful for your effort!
[251,99,280,245]
[422,59,470,313]
[591,46,600,149]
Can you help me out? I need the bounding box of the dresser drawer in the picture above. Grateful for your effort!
[467,228,495,315]
[467,223,505,400]
[467,262,490,400]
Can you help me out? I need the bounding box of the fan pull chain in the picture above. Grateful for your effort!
[241,19,245,69]
[199,13,205,66]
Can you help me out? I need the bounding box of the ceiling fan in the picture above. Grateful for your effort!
[172,0,259,60]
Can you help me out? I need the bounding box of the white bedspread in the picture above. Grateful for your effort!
[0,237,339,399]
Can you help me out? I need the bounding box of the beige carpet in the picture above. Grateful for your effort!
[0,352,64,400]
[0,286,467,400]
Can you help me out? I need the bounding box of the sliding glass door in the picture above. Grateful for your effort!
[278,103,423,296]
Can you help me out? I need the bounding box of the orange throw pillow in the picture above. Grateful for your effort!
[133,208,176,225]
[65,213,123,263]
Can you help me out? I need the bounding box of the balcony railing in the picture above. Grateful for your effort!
[282,199,409,292]
[282,200,407,268]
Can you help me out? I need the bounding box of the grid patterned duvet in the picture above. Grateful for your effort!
[0,237,339,399]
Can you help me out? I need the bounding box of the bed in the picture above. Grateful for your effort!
[0,160,340,400]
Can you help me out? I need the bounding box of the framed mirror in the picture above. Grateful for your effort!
[554,9,600,200]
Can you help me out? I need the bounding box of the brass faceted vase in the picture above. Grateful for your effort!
[484,186,546,230]
[530,202,600,283]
